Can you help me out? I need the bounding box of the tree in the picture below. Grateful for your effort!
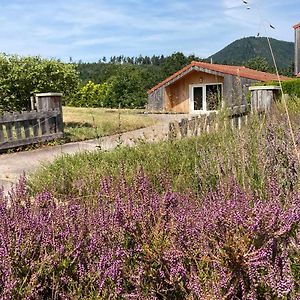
[67,80,110,107]
[0,54,80,111]
[106,65,147,108]
[161,52,189,78]
[245,56,271,72]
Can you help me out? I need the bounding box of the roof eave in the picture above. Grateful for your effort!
[148,64,227,94]
[293,22,300,29]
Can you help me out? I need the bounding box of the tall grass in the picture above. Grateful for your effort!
[29,105,300,202]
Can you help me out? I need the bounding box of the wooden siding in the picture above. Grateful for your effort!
[0,109,63,151]
[147,86,165,111]
[164,70,224,113]
[223,75,258,107]
[295,26,300,75]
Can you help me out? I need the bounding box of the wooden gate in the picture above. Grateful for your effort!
[0,109,63,150]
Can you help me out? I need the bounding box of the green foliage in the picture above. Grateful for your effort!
[245,56,273,72]
[105,65,148,108]
[69,65,150,108]
[77,62,119,84]
[67,80,109,107]
[160,52,191,77]
[255,78,300,98]
[282,78,300,98]
[29,110,300,200]
[0,54,80,112]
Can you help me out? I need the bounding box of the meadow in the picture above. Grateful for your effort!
[63,106,156,142]
[1,103,300,299]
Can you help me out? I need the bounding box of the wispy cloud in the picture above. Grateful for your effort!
[0,0,297,61]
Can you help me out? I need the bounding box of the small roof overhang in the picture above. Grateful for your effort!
[249,86,281,91]
[293,22,300,29]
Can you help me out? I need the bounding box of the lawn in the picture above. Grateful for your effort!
[63,106,156,142]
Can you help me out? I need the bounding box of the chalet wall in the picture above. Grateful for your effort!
[164,70,224,113]
[147,87,165,111]
[223,75,257,107]
[148,71,259,113]
[295,27,300,75]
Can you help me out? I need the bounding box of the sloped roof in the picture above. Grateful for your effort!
[148,61,290,94]
[293,22,300,29]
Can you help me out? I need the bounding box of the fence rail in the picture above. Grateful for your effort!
[0,109,63,150]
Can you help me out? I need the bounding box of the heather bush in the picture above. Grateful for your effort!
[1,173,299,299]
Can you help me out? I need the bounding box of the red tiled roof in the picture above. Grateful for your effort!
[293,22,300,29]
[148,61,291,94]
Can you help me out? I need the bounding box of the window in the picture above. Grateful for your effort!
[190,84,222,113]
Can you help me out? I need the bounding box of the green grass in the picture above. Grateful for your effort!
[29,105,300,201]
[63,106,156,142]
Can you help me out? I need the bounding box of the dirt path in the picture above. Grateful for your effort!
[0,114,187,193]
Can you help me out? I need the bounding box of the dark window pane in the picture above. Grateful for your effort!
[206,84,222,110]
[193,87,203,110]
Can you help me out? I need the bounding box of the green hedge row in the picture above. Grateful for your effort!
[67,65,148,108]
[256,78,300,98]
[282,78,300,98]
[0,54,80,112]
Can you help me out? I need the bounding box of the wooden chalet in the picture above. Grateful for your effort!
[147,61,290,114]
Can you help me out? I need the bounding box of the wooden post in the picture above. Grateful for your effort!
[179,118,188,137]
[30,96,35,110]
[0,124,4,143]
[34,93,64,134]
[249,86,281,114]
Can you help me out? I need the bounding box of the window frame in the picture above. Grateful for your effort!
[189,83,223,113]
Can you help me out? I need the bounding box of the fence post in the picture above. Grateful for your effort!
[34,93,64,133]
[249,86,281,114]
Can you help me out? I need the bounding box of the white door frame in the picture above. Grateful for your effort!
[189,83,223,114]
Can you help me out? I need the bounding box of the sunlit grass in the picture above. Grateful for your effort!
[63,106,156,142]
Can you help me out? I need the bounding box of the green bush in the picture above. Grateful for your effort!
[67,81,110,107]
[282,78,300,97]
[69,65,148,109]
[105,65,147,108]
[0,54,80,112]
[254,78,300,98]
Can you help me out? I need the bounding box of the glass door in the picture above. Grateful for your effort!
[193,86,204,111]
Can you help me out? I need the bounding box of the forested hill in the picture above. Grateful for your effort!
[72,37,295,108]
[209,36,294,69]
[77,36,294,88]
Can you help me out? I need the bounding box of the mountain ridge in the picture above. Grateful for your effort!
[208,36,294,69]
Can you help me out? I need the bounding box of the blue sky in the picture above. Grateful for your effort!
[0,0,299,62]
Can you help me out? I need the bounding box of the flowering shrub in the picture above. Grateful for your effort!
[0,173,299,299]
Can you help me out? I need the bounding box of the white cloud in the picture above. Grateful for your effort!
[0,0,297,60]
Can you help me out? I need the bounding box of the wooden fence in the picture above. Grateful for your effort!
[0,109,63,151]
[168,105,250,140]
